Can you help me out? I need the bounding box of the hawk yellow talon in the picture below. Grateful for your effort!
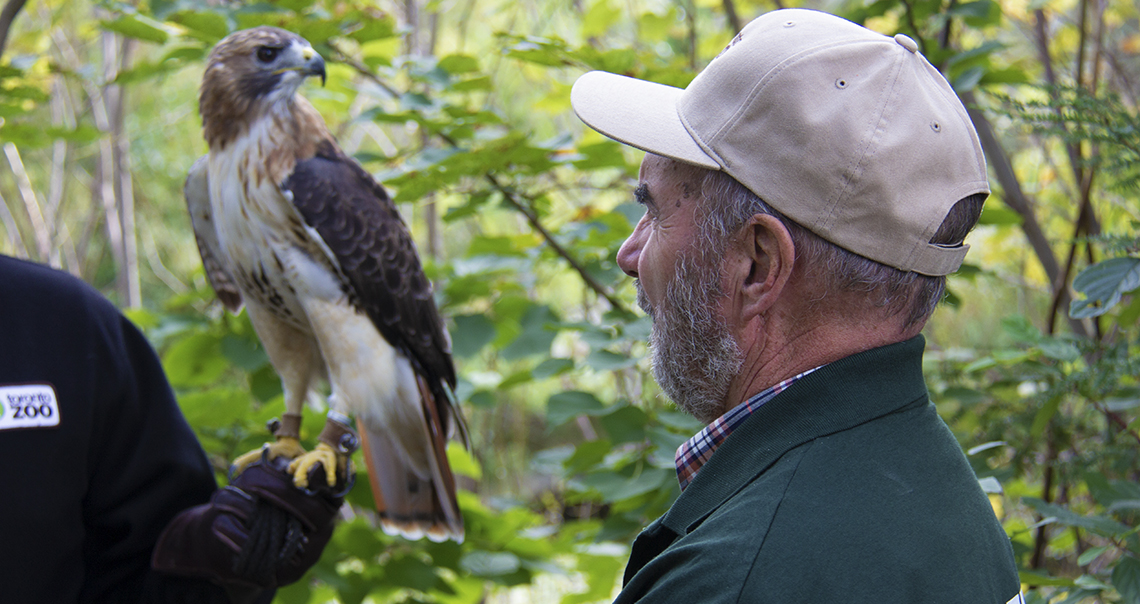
[288,442,343,488]
[230,436,307,478]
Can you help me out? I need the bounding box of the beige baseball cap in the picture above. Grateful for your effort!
[571,8,989,276]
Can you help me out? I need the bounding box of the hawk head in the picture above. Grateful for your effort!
[199,27,327,149]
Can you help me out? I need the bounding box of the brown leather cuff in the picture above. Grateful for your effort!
[318,416,359,455]
[269,413,302,440]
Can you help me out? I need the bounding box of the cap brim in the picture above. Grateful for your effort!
[571,71,720,170]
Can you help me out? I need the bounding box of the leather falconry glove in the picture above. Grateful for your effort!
[151,451,349,590]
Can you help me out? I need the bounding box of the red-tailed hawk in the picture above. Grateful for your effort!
[185,26,466,542]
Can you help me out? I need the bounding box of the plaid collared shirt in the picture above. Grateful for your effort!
[675,367,820,490]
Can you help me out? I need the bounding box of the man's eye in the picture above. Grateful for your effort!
[256,47,280,63]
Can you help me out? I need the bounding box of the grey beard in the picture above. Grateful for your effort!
[637,254,743,424]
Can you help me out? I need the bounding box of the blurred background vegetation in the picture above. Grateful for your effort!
[0,0,1137,601]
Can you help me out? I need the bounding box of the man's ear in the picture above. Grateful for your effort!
[727,214,796,321]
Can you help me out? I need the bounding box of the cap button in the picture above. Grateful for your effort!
[894,34,919,53]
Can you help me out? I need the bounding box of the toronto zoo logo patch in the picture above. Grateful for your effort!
[0,384,60,430]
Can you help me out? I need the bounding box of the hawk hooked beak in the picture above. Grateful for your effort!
[300,46,327,87]
[276,44,326,87]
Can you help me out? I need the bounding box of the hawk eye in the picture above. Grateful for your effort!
[256,46,280,63]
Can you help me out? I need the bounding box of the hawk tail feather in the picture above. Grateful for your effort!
[357,375,463,543]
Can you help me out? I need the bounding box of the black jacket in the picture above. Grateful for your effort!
[0,256,221,603]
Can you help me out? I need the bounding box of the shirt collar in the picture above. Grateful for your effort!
[674,367,820,490]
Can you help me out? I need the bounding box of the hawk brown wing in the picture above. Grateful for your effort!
[184,156,243,312]
[282,142,458,412]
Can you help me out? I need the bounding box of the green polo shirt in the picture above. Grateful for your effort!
[616,336,1020,603]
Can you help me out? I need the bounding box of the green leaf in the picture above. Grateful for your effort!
[221,335,268,372]
[451,314,496,357]
[571,140,629,170]
[1022,497,1131,537]
[1018,570,1075,587]
[2,84,49,102]
[451,75,493,92]
[501,304,558,360]
[1078,546,1108,566]
[248,365,282,403]
[447,441,482,480]
[348,18,397,43]
[546,391,608,426]
[585,349,636,371]
[581,467,671,502]
[1114,556,1140,604]
[163,332,227,388]
[169,10,230,41]
[178,388,252,428]
[100,14,170,44]
[979,67,1032,86]
[952,66,986,93]
[1030,395,1062,438]
[978,205,1023,226]
[977,477,1003,494]
[461,551,521,577]
[967,441,1007,455]
[581,0,622,38]
[1037,338,1080,362]
[1070,257,1140,318]
[564,439,613,473]
[598,405,648,443]
[438,54,480,74]
[533,358,575,379]
[655,410,702,433]
[385,554,446,591]
[564,551,625,604]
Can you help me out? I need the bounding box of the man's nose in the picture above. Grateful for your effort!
[616,219,646,278]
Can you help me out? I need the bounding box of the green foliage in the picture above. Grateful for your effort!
[1002,86,1140,194]
[3,0,1138,602]
[1071,256,1140,320]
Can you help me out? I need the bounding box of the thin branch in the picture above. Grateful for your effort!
[1031,427,1058,570]
[486,173,629,313]
[898,0,927,55]
[1074,0,1088,89]
[1046,170,1097,336]
[141,226,188,294]
[721,0,742,34]
[685,0,697,70]
[0,189,29,257]
[3,142,52,263]
[961,93,1089,338]
[1033,9,1095,210]
[937,0,957,53]
[1090,399,1140,445]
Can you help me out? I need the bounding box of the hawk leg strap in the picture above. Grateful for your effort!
[318,411,359,456]
[268,413,302,440]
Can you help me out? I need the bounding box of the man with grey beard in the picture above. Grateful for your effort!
[571,9,1023,604]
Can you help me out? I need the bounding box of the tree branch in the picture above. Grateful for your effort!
[486,173,630,313]
[961,93,1089,338]
[0,189,29,257]
[3,142,52,263]
[721,0,742,34]
[328,40,631,315]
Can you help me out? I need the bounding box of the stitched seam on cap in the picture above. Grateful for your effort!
[820,42,904,240]
[679,105,728,168]
[707,37,875,148]
[921,57,988,179]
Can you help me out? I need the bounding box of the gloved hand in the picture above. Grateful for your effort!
[151,453,348,590]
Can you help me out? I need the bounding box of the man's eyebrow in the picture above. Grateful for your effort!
[634,183,654,208]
